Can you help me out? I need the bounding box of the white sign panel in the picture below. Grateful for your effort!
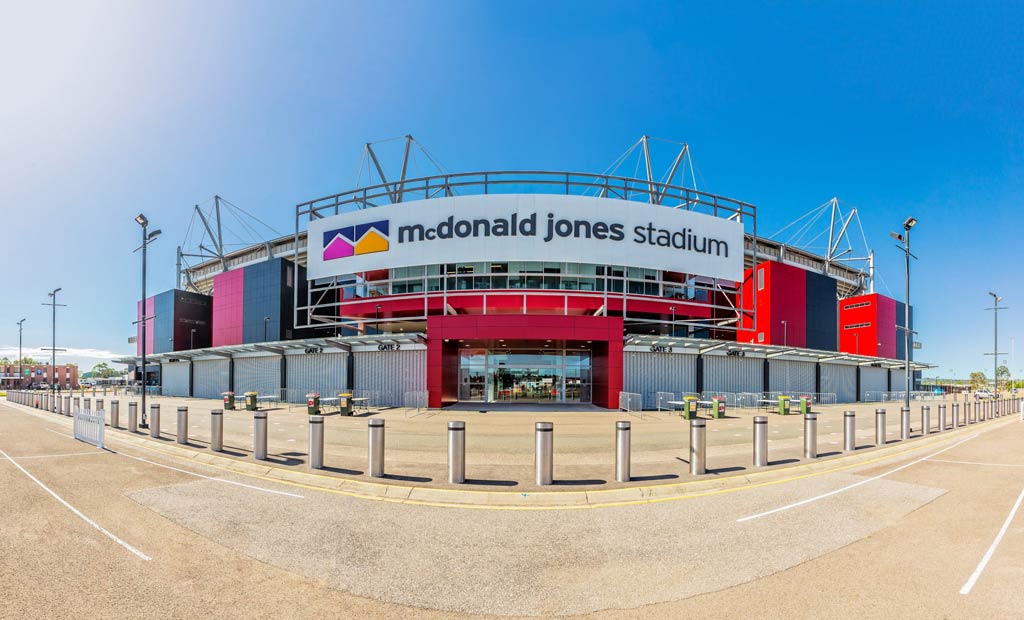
[307,194,744,281]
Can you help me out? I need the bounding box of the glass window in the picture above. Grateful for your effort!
[491,262,508,274]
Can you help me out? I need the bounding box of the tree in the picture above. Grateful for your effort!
[89,362,119,379]
[969,371,989,390]
[996,365,1010,391]
[0,357,9,365]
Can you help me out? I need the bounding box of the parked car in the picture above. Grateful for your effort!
[974,390,995,399]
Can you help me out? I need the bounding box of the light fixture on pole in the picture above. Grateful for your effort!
[891,215,917,410]
[375,304,382,334]
[42,288,66,396]
[670,305,676,336]
[16,318,26,389]
[985,291,1007,397]
[135,213,161,428]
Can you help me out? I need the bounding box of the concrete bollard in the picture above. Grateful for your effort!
[448,421,466,483]
[844,411,856,451]
[211,409,223,452]
[901,407,911,441]
[73,396,80,414]
[96,398,104,413]
[804,413,818,459]
[534,422,553,485]
[938,404,946,433]
[84,397,91,411]
[922,406,931,436]
[128,402,138,432]
[253,411,268,460]
[369,419,386,478]
[753,416,768,467]
[177,406,188,445]
[110,400,119,428]
[952,403,959,428]
[309,415,325,470]
[150,404,161,438]
[690,418,706,475]
[876,408,887,446]
[615,421,631,483]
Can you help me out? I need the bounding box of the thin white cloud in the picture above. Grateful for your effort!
[0,345,131,361]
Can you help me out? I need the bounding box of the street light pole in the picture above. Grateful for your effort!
[42,289,65,396]
[987,292,1006,397]
[16,318,25,389]
[135,214,161,428]
[891,216,917,410]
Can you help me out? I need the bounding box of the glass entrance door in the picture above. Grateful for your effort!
[458,349,591,404]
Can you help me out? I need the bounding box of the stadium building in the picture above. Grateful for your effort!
[122,139,926,409]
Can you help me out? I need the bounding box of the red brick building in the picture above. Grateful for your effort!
[0,364,79,389]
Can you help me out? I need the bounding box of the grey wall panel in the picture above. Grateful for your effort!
[193,359,229,400]
[353,350,427,407]
[820,363,857,403]
[623,352,697,408]
[890,368,911,392]
[234,356,282,396]
[161,362,190,397]
[769,359,816,395]
[704,356,763,394]
[861,367,888,399]
[285,353,348,403]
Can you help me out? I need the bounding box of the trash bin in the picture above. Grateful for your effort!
[711,396,726,419]
[799,396,812,414]
[682,396,698,420]
[777,396,791,415]
[307,393,321,416]
[223,392,236,410]
[339,393,353,416]
[245,392,258,411]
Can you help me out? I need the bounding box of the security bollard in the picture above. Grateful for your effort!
[938,404,946,432]
[96,398,104,413]
[690,418,706,475]
[922,406,931,436]
[72,396,79,415]
[753,416,768,467]
[177,406,188,445]
[901,407,910,441]
[211,409,223,451]
[615,421,631,483]
[253,411,268,460]
[844,411,856,451]
[110,400,119,428]
[150,404,161,438]
[952,403,960,428]
[309,415,324,470]
[804,413,818,459]
[84,397,91,411]
[535,422,553,485]
[876,408,887,446]
[967,402,974,424]
[369,419,386,478]
[128,402,138,432]
[448,421,466,483]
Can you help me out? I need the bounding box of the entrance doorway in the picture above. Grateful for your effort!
[458,349,592,404]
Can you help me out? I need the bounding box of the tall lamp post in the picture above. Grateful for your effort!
[263,316,271,342]
[135,214,161,428]
[986,292,1006,397]
[42,289,66,395]
[891,216,917,410]
[16,318,25,389]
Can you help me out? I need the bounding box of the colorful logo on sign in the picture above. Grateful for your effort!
[323,220,389,261]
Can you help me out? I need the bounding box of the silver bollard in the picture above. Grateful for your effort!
[804,413,818,459]
[938,404,946,433]
[952,403,960,428]
[844,411,856,451]
[211,409,223,451]
[128,402,138,432]
[110,400,119,428]
[876,408,887,446]
[615,420,631,483]
[535,422,553,485]
[922,406,930,436]
[84,397,91,411]
[150,404,160,438]
[96,398,104,414]
[753,416,768,467]
[690,418,706,475]
[448,421,466,483]
[901,407,910,440]
[73,396,80,413]
[177,406,188,445]
[254,411,268,460]
[369,419,385,478]
[309,415,324,470]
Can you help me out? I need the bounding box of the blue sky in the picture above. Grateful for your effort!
[1,1,1021,378]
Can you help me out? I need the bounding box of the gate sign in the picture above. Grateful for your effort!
[308,194,744,282]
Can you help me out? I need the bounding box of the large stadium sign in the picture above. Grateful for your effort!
[307,194,744,281]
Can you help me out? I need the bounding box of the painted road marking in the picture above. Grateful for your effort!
[930,459,1024,468]
[0,447,151,561]
[737,434,979,523]
[13,451,108,460]
[960,487,1024,595]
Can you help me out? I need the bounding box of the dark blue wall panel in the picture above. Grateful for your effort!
[804,271,837,351]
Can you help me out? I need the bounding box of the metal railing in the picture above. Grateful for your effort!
[863,391,938,403]
[762,391,837,406]
[73,407,105,449]
[403,390,429,417]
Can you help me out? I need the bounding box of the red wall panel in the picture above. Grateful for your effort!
[212,269,245,347]
[136,297,155,356]
[737,261,806,347]
[838,293,898,358]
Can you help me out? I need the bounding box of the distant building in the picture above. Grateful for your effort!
[0,363,79,389]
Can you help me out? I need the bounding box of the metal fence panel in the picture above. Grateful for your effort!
[285,352,348,404]
[193,359,230,399]
[704,356,763,394]
[769,359,816,395]
[161,362,191,397]
[820,363,857,403]
[73,407,105,449]
[234,356,282,396]
[623,352,697,409]
[353,349,427,407]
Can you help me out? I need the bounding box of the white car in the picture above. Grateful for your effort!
[974,390,995,399]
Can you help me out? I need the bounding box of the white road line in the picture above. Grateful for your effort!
[930,459,1024,468]
[737,434,980,523]
[0,447,151,561]
[960,487,1024,595]
[14,451,108,460]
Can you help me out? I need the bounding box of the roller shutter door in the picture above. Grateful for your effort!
[234,356,281,397]
[161,362,190,397]
[890,368,910,393]
[285,353,348,403]
[193,359,229,400]
[820,363,856,403]
[861,367,888,400]
[353,350,427,407]
[703,356,763,395]
[769,360,816,395]
[623,352,697,408]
